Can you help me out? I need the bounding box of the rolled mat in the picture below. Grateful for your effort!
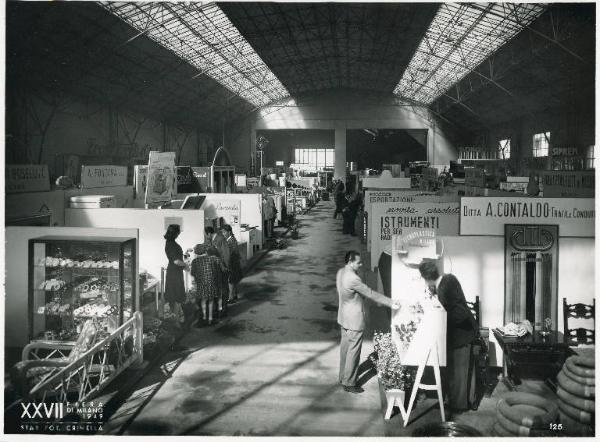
[565,356,595,378]
[557,400,593,424]
[562,362,595,386]
[493,422,513,437]
[557,371,595,398]
[498,399,557,428]
[557,387,595,413]
[496,410,531,436]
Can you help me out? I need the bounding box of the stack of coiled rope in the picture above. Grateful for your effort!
[557,354,595,436]
[493,392,558,436]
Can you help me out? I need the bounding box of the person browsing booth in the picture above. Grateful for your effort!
[336,250,401,393]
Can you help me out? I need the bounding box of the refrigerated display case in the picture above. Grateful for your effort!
[28,235,137,343]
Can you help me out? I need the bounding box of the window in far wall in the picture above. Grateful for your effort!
[533,132,550,157]
[586,145,595,169]
[498,138,511,159]
[294,148,335,170]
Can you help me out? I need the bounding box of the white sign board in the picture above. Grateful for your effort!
[6,164,50,193]
[370,202,460,269]
[460,197,595,237]
[81,165,127,189]
[145,151,176,205]
[365,190,458,248]
[201,199,242,238]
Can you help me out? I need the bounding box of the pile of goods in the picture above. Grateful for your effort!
[557,352,595,436]
[39,256,119,269]
[498,320,532,337]
[493,391,558,436]
[38,278,67,291]
[73,303,118,318]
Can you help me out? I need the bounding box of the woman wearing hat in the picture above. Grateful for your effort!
[164,224,187,324]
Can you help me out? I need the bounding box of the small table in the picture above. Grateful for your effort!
[493,329,575,390]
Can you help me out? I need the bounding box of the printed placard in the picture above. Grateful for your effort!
[81,165,127,189]
[133,165,148,199]
[460,197,595,237]
[370,202,460,269]
[6,164,50,193]
[364,190,458,248]
[145,151,176,205]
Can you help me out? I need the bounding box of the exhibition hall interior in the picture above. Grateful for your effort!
[2,1,596,438]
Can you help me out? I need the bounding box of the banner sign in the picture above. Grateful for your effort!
[5,164,50,193]
[202,199,242,238]
[145,151,176,205]
[81,165,127,189]
[370,202,460,269]
[500,182,528,193]
[460,197,595,237]
[540,171,595,198]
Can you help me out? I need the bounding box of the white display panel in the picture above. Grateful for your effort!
[391,233,447,367]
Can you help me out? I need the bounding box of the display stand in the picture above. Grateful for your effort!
[389,232,447,426]
[404,341,445,426]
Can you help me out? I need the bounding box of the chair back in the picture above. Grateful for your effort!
[563,298,595,346]
[466,296,481,327]
[67,320,99,363]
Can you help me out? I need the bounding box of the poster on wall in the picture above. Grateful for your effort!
[145,151,176,206]
[134,165,148,199]
[5,164,50,193]
[460,197,595,237]
[80,165,127,189]
[370,202,459,269]
[540,171,595,198]
[176,166,200,194]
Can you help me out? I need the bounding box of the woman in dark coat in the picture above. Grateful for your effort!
[164,224,187,323]
[222,224,243,303]
[418,261,478,414]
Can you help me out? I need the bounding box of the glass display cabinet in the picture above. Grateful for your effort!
[28,235,137,342]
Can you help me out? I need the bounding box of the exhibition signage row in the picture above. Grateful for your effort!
[5,164,50,193]
[370,202,460,269]
[460,197,595,237]
[80,165,127,189]
[540,171,595,198]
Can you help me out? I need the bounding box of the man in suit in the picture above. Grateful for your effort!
[418,261,477,414]
[337,250,400,393]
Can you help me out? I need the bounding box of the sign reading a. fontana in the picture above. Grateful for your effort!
[460,197,594,237]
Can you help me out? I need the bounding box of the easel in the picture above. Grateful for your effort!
[383,340,445,426]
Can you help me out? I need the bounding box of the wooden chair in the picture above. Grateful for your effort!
[466,295,481,326]
[563,298,595,346]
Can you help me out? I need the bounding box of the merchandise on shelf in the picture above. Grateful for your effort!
[28,235,138,343]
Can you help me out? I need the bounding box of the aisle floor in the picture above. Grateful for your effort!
[103,201,386,436]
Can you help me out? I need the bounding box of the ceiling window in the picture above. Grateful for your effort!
[533,132,550,157]
[294,148,334,171]
[498,138,511,159]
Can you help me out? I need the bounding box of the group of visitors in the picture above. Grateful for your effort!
[332,179,361,235]
[163,223,243,328]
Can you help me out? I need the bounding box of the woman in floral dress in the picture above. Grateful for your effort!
[222,225,243,303]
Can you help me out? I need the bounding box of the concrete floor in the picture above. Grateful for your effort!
[103,201,386,436]
[101,200,559,436]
